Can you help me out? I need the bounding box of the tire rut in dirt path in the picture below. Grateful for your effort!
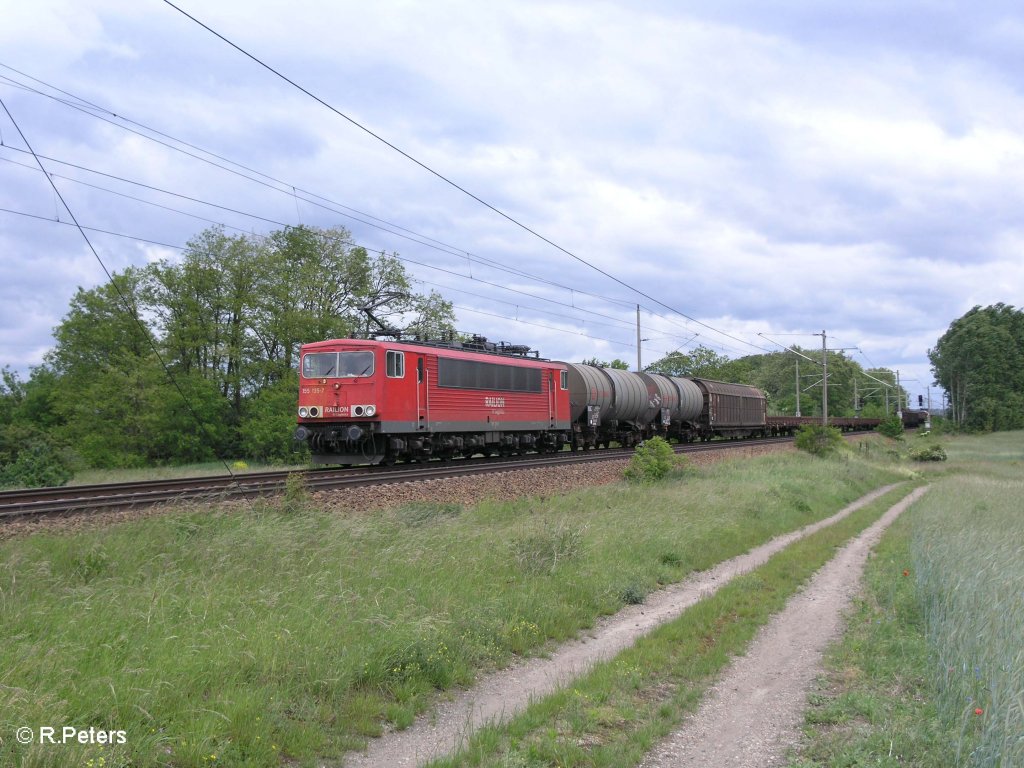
[341,483,906,768]
[638,484,930,768]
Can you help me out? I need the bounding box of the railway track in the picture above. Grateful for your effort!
[0,437,797,521]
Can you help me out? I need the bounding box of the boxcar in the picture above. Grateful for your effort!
[691,378,767,440]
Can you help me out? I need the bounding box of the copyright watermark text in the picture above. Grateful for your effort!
[15,726,127,746]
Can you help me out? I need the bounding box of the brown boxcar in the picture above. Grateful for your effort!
[691,378,766,440]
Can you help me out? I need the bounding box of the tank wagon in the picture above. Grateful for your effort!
[294,337,874,464]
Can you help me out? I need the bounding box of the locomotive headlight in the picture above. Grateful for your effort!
[353,405,364,417]
[298,406,309,418]
[365,405,376,416]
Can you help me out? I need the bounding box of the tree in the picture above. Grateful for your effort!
[34,224,459,469]
[146,227,257,418]
[47,267,154,379]
[44,269,166,467]
[929,304,1024,431]
[1,367,73,487]
[403,290,458,341]
[239,370,307,463]
[581,357,630,369]
[644,345,730,378]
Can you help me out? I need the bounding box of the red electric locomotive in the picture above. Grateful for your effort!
[294,337,572,464]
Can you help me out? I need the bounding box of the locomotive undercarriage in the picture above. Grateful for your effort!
[298,422,569,465]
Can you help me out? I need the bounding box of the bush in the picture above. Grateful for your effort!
[624,436,680,483]
[909,443,947,462]
[877,415,905,439]
[0,438,74,488]
[240,373,306,463]
[794,425,843,456]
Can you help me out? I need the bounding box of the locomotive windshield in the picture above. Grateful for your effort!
[302,351,374,379]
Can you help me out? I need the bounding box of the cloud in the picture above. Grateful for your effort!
[1,0,1022,406]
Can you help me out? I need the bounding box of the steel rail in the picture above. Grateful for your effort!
[0,437,798,521]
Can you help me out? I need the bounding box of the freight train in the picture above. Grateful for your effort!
[293,336,880,465]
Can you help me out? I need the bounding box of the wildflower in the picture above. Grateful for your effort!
[975,708,984,716]
[902,569,909,577]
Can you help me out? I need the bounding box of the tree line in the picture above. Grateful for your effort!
[1,225,455,486]
[3,243,1018,490]
[929,303,1024,431]
[588,345,908,420]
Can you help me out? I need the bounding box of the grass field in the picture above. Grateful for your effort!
[425,484,916,768]
[792,430,1024,767]
[1,446,903,768]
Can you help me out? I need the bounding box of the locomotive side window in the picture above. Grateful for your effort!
[386,350,405,378]
[438,358,542,392]
[301,351,374,379]
[560,370,568,390]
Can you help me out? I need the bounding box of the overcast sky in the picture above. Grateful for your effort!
[3,0,1023,407]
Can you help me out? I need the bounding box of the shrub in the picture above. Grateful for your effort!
[909,443,947,462]
[794,425,843,456]
[619,582,647,605]
[0,438,74,488]
[280,472,309,513]
[624,436,680,483]
[240,373,307,463]
[876,415,905,439]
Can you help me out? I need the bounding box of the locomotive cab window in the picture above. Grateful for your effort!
[386,350,405,378]
[301,351,374,379]
[560,370,568,390]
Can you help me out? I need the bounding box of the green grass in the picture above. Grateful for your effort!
[67,460,306,486]
[425,485,918,768]
[0,448,903,767]
[791,430,1024,767]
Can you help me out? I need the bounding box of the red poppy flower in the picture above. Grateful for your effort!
[975,708,984,716]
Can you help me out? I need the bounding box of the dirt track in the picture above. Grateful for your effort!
[639,484,929,766]
[342,482,920,767]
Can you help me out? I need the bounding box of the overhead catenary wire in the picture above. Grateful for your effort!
[0,95,244,481]
[0,137,695,343]
[157,1,773,357]
[0,60,759,360]
[3,199,710,360]
[0,62,753,354]
[0,145,711,350]
[0,64,643,311]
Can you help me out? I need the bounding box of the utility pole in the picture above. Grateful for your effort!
[896,369,902,421]
[854,378,860,417]
[636,305,642,372]
[795,358,801,417]
[819,330,828,426]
